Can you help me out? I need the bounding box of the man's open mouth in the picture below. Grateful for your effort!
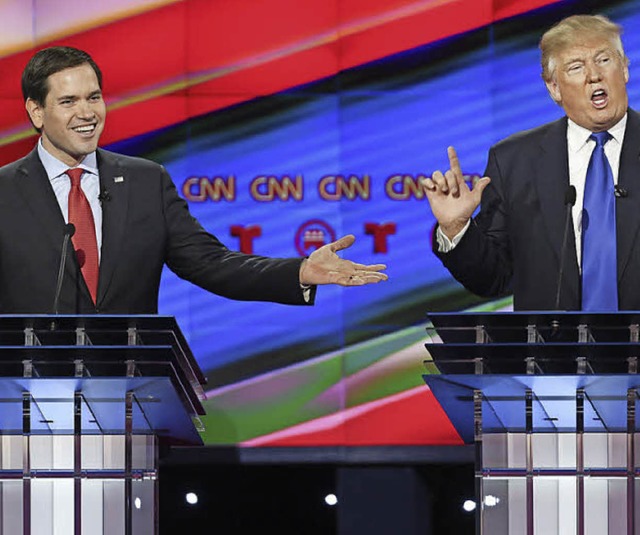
[591,88,608,108]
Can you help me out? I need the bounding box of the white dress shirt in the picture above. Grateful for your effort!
[37,139,103,261]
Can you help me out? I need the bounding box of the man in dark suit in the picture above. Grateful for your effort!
[424,14,637,311]
[1,46,387,314]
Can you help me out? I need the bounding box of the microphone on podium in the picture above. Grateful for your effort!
[51,223,76,323]
[554,185,577,311]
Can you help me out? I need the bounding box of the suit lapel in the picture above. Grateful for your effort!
[96,149,129,305]
[616,109,640,281]
[15,149,68,247]
[534,117,580,301]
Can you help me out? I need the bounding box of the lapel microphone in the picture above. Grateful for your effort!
[98,189,111,203]
[554,185,577,311]
[50,223,76,329]
[614,185,628,198]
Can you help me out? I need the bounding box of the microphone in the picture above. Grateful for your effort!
[554,185,577,311]
[614,185,628,198]
[51,223,76,321]
[98,189,111,203]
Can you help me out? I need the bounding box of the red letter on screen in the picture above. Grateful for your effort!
[230,225,262,254]
[364,222,396,253]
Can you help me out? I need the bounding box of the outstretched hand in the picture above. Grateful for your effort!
[299,234,388,286]
[423,146,491,239]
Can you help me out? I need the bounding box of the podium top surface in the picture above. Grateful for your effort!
[427,311,640,343]
[425,311,640,374]
[0,314,207,417]
[428,310,640,330]
[0,314,183,330]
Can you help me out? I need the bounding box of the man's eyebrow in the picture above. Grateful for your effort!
[594,47,614,57]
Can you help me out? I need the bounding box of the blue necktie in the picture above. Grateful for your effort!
[581,131,618,311]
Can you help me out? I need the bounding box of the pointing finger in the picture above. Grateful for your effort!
[447,146,464,186]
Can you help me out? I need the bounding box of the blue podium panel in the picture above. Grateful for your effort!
[0,377,202,445]
[423,374,640,443]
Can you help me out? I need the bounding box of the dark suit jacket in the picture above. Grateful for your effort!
[435,108,640,311]
[0,147,312,314]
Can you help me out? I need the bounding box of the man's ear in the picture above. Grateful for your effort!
[545,79,562,104]
[25,98,44,130]
[624,62,630,84]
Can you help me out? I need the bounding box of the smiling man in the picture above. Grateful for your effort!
[423,14,639,311]
[24,60,105,168]
[0,46,387,314]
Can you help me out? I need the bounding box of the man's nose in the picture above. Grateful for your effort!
[586,63,603,82]
[76,100,96,118]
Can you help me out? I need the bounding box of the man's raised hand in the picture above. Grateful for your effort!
[423,146,491,239]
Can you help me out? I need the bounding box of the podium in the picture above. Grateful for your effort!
[0,315,206,535]
[423,311,640,535]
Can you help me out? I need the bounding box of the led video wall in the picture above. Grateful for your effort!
[1,0,638,451]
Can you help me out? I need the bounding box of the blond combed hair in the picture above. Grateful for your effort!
[540,14,628,82]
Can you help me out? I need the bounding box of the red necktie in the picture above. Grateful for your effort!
[66,168,99,303]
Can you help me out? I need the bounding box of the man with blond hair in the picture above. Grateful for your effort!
[425,14,638,311]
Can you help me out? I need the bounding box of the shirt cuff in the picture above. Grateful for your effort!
[300,284,312,302]
[436,220,471,252]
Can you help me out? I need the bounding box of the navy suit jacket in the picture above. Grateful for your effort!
[0,147,311,314]
[435,109,640,311]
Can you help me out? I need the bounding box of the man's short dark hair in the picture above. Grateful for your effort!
[21,46,102,105]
